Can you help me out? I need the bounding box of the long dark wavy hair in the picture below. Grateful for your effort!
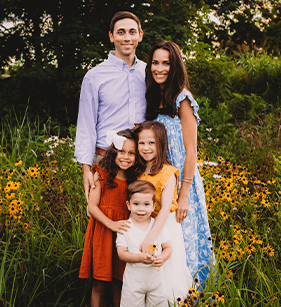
[145,41,189,120]
[99,129,139,189]
[133,121,170,176]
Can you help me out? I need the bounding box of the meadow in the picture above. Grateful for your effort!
[1,50,281,306]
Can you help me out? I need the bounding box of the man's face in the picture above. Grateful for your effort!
[109,18,143,60]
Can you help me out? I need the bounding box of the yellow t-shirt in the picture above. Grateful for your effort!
[138,164,179,217]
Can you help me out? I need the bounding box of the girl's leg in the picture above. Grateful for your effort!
[91,279,107,307]
[112,278,122,307]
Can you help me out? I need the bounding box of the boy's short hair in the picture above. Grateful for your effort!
[127,180,156,203]
[110,11,142,33]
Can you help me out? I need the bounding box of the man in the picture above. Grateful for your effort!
[75,11,146,201]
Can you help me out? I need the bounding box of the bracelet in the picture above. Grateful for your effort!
[183,177,193,181]
[182,179,192,184]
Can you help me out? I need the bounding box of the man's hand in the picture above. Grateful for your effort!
[82,164,95,202]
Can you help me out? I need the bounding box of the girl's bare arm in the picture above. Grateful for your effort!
[139,174,176,253]
[88,172,130,234]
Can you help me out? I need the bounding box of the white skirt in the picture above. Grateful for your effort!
[163,211,193,303]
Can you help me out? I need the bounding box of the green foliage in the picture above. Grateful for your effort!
[0,124,91,306]
[230,51,281,110]
[273,155,281,177]
[188,49,281,129]
[204,0,281,54]
[228,92,266,122]
[1,113,280,306]
[0,0,208,127]
[187,46,234,109]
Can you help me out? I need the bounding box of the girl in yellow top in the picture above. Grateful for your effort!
[134,121,192,302]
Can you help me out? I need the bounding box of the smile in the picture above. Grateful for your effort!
[120,160,131,165]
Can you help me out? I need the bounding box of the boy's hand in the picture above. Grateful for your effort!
[152,255,164,271]
[140,253,154,265]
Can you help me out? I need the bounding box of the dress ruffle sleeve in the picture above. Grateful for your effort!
[176,89,201,125]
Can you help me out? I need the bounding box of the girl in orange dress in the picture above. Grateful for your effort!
[79,129,138,307]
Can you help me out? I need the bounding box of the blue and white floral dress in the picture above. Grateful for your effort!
[155,88,215,284]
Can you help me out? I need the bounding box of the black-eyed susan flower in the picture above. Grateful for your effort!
[246,245,256,253]
[263,245,275,256]
[220,211,228,220]
[9,203,19,216]
[225,270,233,279]
[149,244,157,253]
[215,290,225,303]
[220,240,230,250]
[15,160,23,167]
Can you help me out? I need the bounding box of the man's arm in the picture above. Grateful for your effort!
[82,164,95,202]
[75,73,99,201]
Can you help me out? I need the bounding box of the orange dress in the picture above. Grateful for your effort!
[79,168,129,281]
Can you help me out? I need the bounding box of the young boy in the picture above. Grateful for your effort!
[116,180,172,307]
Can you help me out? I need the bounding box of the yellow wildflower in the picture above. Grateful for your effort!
[149,244,158,253]
[15,160,23,167]
[263,245,275,256]
[215,291,225,303]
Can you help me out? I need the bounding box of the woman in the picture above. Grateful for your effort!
[145,40,214,284]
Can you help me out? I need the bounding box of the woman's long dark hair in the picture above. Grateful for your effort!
[99,129,138,188]
[145,41,189,120]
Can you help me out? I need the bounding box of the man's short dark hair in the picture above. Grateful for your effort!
[110,11,142,33]
[127,180,156,203]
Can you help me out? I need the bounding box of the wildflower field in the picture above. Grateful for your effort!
[0,115,280,307]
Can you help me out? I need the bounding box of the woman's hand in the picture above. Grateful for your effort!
[109,220,131,234]
[176,190,189,223]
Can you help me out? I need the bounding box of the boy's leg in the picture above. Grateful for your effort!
[121,266,145,307]
[145,271,168,307]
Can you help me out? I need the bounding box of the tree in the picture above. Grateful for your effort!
[0,0,207,127]
[204,0,280,54]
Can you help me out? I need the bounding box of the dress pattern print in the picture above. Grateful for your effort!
[155,89,215,283]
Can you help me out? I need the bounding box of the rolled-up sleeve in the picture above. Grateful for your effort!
[75,73,99,165]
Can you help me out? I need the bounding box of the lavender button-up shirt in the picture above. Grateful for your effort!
[75,51,146,165]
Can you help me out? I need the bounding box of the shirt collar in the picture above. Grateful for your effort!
[108,50,139,70]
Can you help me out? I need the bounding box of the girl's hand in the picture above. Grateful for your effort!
[153,255,164,270]
[140,253,154,265]
[176,192,189,223]
[110,220,131,234]
[139,239,153,254]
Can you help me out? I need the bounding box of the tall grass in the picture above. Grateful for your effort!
[1,113,280,306]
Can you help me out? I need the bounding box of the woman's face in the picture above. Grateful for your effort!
[151,48,170,88]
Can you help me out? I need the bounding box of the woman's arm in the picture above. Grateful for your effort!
[88,172,130,234]
[177,97,198,223]
[139,174,176,253]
